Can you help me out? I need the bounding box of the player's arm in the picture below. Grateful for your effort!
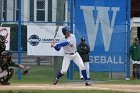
[18,64,29,75]
[85,44,90,53]
[10,61,25,69]
[19,64,25,69]
[55,41,69,47]
[10,61,28,74]
[54,41,69,51]
[77,44,83,53]
[77,44,87,54]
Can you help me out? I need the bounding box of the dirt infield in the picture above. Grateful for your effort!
[0,84,140,93]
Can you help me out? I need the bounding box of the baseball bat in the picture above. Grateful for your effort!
[51,25,59,47]
[54,25,59,39]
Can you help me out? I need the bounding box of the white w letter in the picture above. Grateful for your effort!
[80,6,119,51]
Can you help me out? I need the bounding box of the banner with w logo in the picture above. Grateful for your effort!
[75,0,129,72]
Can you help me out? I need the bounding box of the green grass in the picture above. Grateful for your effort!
[10,65,110,84]
[11,66,70,84]
[2,65,139,93]
[73,71,109,80]
[0,90,131,93]
[10,65,140,85]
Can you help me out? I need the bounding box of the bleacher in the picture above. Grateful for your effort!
[12,52,52,66]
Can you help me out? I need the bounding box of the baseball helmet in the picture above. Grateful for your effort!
[81,37,85,42]
[1,50,12,57]
[1,50,12,62]
[62,26,70,35]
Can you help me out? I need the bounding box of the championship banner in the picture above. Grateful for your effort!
[27,25,64,56]
[0,27,10,50]
[75,0,128,72]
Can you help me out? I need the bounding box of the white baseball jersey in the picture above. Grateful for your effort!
[58,34,86,74]
[59,34,77,54]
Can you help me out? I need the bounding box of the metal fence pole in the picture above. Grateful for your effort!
[17,0,22,80]
[68,0,74,80]
[126,0,131,80]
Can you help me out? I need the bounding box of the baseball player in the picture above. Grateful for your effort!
[0,50,27,85]
[77,37,90,80]
[130,37,140,79]
[51,26,92,86]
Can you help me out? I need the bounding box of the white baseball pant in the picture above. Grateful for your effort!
[60,52,86,74]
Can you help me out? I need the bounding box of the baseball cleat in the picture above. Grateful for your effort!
[52,78,59,85]
[85,82,92,86]
[80,78,83,80]
[88,78,90,80]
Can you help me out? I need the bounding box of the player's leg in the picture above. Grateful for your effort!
[73,53,91,86]
[137,63,140,79]
[0,70,8,84]
[85,62,90,79]
[79,67,83,79]
[133,63,137,79]
[79,62,89,80]
[53,55,71,85]
[137,61,140,79]
[79,62,90,80]
[73,53,87,80]
[0,67,14,85]
[3,68,14,85]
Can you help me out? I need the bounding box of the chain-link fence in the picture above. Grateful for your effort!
[0,0,139,82]
[0,0,72,80]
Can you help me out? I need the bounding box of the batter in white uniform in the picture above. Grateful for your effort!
[51,26,92,86]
